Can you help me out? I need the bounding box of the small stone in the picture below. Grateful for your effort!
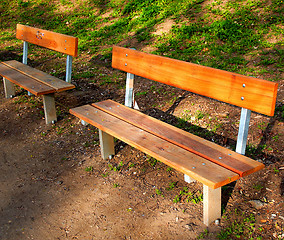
[249,200,265,209]
[56,180,63,185]
[219,112,229,118]
[184,224,193,230]
[215,219,220,225]
[176,217,179,222]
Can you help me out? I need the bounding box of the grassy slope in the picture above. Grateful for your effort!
[0,0,283,79]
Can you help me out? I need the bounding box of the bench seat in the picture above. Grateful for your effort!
[0,60,74,96]
[1,24,78,124]
[70,100,264,189]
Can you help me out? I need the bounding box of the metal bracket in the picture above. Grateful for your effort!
[236,108,251,155]
[66,55,73,83]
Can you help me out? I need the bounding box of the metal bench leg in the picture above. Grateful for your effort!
[203,185,221,226]
[184,174,196,183]
[42,93,57,124]
[99,129,115,160]
[3,78,15,98]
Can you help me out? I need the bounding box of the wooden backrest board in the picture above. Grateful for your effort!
[112,46,278,116]
[16,24,78,57]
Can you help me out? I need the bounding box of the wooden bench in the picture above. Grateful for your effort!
[0,24,78,124]
[70,46,278,226]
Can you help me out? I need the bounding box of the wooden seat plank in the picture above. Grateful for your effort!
[93,100,264,177]
[112,46,278,116]
[0,63,55,96]
[2,60,75,92]
[70,104,239,189]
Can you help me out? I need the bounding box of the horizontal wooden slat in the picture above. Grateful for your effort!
[112,46,278,116]
[70,104,239,189]
[93,100,264,177]
[0,63,55,96]
[16,24,78,57]
[2,60,75,92]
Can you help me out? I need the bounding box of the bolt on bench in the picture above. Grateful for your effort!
[0,24,78,124]
[70,46,278,226]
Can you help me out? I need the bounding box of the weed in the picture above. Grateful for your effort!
[174,187,203,204]
[197,228,209,239]
[56,126,65,135]
[272,134,280,141]
[128,162,135,169]
[85,166,93,172]
[40,132,47,136]
[166,181,177,191]
[173,195,180,203]
[113,183,119,188]
[195,110,205,120]
[136,91,148,96]
[217,214,256,239]
[257,122,267,130]
[101,172,109,178]
[108,161,124,172]
[155,188,164,197]
[147,156,158,167]
[253,184,263,190]
[273,167,279,174]
[166,167,173,172]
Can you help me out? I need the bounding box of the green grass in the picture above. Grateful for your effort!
[1,0,283,80]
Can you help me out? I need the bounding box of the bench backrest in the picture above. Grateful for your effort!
[112,46,278,156]
[112,46,278,117]
[16,24,78,57]
[16,24,78,83]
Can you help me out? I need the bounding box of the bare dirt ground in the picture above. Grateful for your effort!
[0,54,283,239]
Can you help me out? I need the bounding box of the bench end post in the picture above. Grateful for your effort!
[203,185,221,226]
[42,93,57,124]
[99,129,115,160]
[3,78,15,98]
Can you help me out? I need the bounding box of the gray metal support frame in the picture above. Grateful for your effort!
[236,108,251,155]
[22,41,33,96]
[42,93,57,124]
[66,55,73,83]
[3,78,15,98]
[23,41,28,64]
[125,72,134,108]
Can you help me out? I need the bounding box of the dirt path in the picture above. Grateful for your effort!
[0,76,283,239]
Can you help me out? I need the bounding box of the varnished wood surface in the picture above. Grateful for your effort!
[93,100,265,177]
[70,104,239,189]
[2,60,75,92]
[0,63,55,96]
[16,24,78,57]
[112,46,278,116]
